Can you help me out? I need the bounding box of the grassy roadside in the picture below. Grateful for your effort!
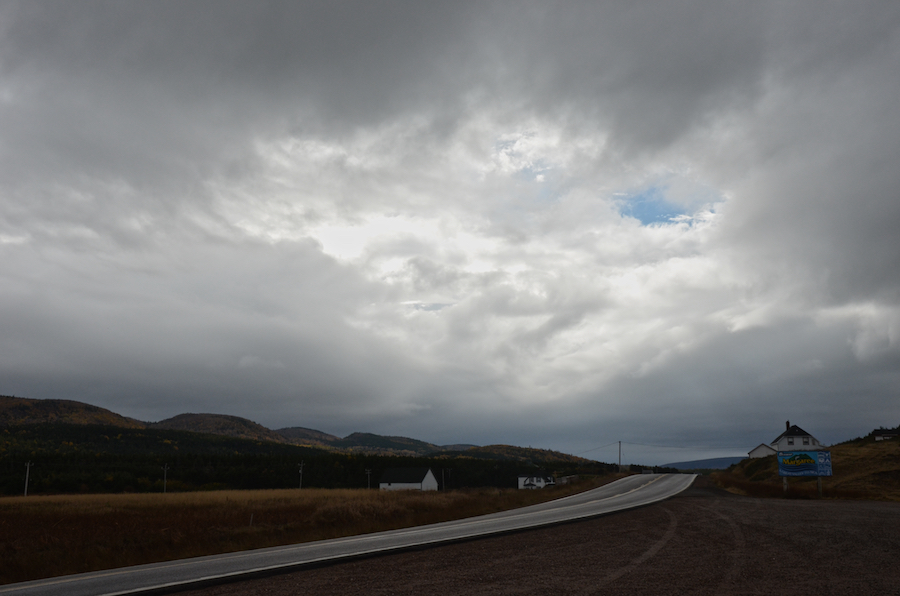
[0,474,622,585]
[711,438,900,501]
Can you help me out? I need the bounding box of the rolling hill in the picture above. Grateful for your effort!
[0,395,476,458]
[275,429,478,456]
[151,413,290,444]
[435,444,603,467]
[0,395,608,469]
[275,426,341,446]
[330,432,442,456]
[0,395,145,429]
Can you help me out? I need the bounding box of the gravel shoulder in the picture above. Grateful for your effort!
[180,477,900,595]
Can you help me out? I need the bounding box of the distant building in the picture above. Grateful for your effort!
[874,429,898,441]
[748,443,777,459]
[379,467,438,491]
[518,471,555,489]
[771,421,822,451]
[748,421,823,458]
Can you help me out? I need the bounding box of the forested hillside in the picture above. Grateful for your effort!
[0,423,610,495]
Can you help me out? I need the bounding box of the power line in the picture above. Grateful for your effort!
[579,440,742,454]
[621,441,738,451]
[576,440,746,469]
[575,441,619,455]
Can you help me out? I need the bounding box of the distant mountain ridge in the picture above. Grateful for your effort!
[662,456,746,470]
[0,395,480,458]
[0,395,595,465]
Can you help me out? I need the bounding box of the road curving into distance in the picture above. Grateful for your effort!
[1,473,696,596]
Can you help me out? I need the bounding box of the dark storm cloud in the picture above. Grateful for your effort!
[1,1,898,463]
[0,1,477,239]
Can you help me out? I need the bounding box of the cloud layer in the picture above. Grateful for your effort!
[1,1,898,464]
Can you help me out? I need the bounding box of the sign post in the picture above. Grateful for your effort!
[777,450,832,497]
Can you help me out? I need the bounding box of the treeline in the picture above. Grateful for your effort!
[0,423,319,457]
[0,424,616,495]
[834,424,900,446]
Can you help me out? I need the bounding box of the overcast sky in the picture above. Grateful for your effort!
[1,1,898,465]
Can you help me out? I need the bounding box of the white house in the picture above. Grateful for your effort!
[748,443,777,458]
[771,421,822,451]
[748,422,823,458]
[518,472,555,489]
[379,467,439,491]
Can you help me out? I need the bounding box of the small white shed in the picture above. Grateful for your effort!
[379,467,439,491]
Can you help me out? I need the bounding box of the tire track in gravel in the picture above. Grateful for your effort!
[699,502,747,591]
[579,507,679,594]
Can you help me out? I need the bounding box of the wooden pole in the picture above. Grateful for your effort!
[24,462,32,497]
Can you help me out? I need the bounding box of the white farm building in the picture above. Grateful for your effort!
[379,467,439,491]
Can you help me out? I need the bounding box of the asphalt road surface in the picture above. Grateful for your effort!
[0,474,696,596]
[180,476,900,596]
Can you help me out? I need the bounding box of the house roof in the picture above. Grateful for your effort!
[771,424,815,444]
[379,467,433,484]
[749,443,776,455]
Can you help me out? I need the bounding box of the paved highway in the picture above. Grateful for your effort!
[1,474,696,596]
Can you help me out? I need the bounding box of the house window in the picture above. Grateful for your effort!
[787,437,794,445]
[803,437,810,445]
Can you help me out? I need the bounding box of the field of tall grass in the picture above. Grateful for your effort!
[0,475,616,585]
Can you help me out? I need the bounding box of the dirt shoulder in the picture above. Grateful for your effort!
[180,476,900,595]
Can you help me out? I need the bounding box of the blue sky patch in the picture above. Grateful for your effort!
[618,186,689,225]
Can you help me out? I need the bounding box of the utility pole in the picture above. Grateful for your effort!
[24,462,32,497]
[618,441,622,472]
[365,469,372,489]
[162,464,169,493]
[298,461,304,489]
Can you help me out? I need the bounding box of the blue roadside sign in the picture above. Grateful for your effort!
[777,450,832,477]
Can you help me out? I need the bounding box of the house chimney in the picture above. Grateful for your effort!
[786,420,790,431]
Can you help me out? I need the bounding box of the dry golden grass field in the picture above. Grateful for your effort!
[0,476,616,585]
